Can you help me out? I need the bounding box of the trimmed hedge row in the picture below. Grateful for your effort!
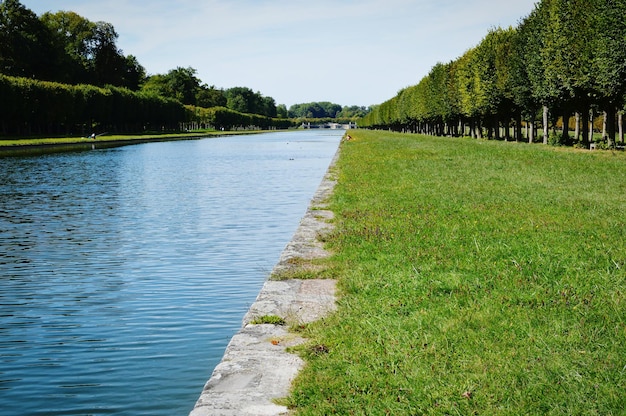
[184,105,295,131]
[0,74,185,136]
[361,0,626,147]
[0,75,295,137]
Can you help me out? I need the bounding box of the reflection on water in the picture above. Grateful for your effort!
[0,130,342,415]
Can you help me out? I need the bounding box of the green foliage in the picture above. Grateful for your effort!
[250,315,286,325]
[0,74,184,136]
[224,86,277,117]
[592,0,626,104]
[276,103,289,118]
[184,105,295,131]
[196,84,227,108]
[0,0,51,79]
[0,1,341,136]
[142,67,202,105]
[336,105,370,119]
[361,0,626,146]
[286,130,626,415]
[0,1,144,89]
[289,102,343,118]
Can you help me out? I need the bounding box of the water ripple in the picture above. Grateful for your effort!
[0,130,342,416]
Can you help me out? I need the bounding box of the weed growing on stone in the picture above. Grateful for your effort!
[250,315,286,326]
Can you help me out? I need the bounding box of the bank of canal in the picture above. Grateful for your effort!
[190,142,340,415]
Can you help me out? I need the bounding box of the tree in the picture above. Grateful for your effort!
[141,74,170,99]
[142,67,201,105]
[511,17,540,142]
[40,10,96,83]
[276,104,288,118]
[337,105,370,119]
[318,102,342,118]
[122,55,146,90]
[454,47,485,137]
[41,10,142,88]
[591,0,626,146]
[0,0,52,79]
[261,96,277,118]
[224,87,276,117]
[165,66,201,105]
[491,27,520,140]
[196,84,226,108]
[517,1,554,143]
[540,0,596,144]
[228,94,247,113]
[288,102,343,118]
[91,21,127,86]
[226,86,256,113]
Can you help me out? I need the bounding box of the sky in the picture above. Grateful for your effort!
[23,0,538,108]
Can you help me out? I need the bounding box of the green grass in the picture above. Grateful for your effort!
[250,315,287,325]
[0,130,265,147]
[283,130,626,415]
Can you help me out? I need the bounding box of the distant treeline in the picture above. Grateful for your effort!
[184,105,294,131]
[288,102,371,119]
[361,0,626,147]
[0,1,279,116]
[0,74,296,136]
[0,0,368,136]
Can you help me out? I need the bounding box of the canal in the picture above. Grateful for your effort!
[0,129,343,415]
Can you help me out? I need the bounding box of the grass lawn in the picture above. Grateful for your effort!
[0,129,264,148]
[283,130,626,415]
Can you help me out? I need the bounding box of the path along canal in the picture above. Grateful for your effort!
[0,129,343,415]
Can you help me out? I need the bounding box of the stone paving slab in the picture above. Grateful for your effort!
[189,147,340,416]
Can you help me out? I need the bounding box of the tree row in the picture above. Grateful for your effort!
[288,102,370,119]
[360,0,626,147]
[0,1,283,123]
[0,74,296,136]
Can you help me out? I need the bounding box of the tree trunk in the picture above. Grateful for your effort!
[543,105,549,144]
[525,121,529,141]
[529,120,535,143]
[561,111,570,144]
[589,108,594,141]
[475,119,482,139]
[492,116,499,140]
[606,107,616,147]
[602,111,607,141]
[619,111,624,144]
[574,112,580,142]
[581,107,590,146]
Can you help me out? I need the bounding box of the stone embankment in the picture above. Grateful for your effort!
[190,150,340,416]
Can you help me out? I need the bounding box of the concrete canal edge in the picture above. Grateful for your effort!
[189,147,341,416]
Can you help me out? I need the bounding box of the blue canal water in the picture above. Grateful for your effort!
[0,130,343,416]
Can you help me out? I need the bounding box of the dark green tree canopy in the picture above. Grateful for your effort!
[337,105,371,119]
[1,0,362,130]
[362,0,626,146]
[142,66,203,105]
[196,84,227,108]
[0,1,144,88]
[0,0,51,78]
[288,102,343,118]
[224,87,276,117]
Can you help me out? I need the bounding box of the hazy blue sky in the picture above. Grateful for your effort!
[24,0,537,108]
